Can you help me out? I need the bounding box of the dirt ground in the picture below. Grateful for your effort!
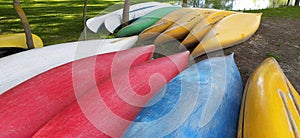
[222,17,300,92]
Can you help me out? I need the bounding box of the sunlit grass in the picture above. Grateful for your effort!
[0,0,175,45]
[244,6,300,19]
[0,0,123,45]
[2,0,297,46]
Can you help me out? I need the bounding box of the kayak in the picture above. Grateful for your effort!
[154,8,215,44]
[33,51,190,137]
[86,2,171,33]
[238,57,300,138]
[123,53,243,137]
[116,6,180,37]
[0,36,138,94]
[191,12,262,57]
[181,10,235,49]
[138,8,195,41]
[0,46,155,137]
[0,33,43,49]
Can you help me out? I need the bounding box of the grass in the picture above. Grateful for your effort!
[0,0,174,46]
[266,52,281,61]
[1,1,299,46]
[0,0,124,45]
[244,6,300,19]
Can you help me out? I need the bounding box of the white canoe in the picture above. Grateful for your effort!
[86,2,172,33]
[0,36,138,94]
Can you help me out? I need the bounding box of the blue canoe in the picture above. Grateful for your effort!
[122,53,243,137]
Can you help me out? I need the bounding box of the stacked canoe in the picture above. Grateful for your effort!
[115,7,262,58]
[0,33,43,49]
[0,2,299,138]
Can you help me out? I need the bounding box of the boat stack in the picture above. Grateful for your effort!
[0,2,299,138]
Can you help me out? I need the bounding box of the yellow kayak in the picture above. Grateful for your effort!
[238,57,300,138]
[0,33,43,49]
[181,10,235,49]
[138,8,194,41]
[191,12,262,57]
[154,9,216,44]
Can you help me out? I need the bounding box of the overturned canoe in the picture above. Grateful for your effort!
[154,8,215,44]
[181,10,235,49]
[238,57,300,138]
[0,46,155,137]
[123,53,243,137]
[138,8,195,41]
[33,52,189,137]
[86,2,171,33]
[191,12,262,57]
[116,6,180,37]
[0,33,43,49]
[0,36,137,94]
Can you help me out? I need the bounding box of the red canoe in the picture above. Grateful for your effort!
[33,51,190,137]
[0,46,155,137]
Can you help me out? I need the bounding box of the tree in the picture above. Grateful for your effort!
[182,0,188,7]
[13,0,34,49]
[295,0,299,6]
[122,0,130,27]
[83,0,88,40]
[286,0,291,6]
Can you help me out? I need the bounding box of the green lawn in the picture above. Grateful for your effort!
[244,6,300,19]
[0,0,174,46]
[0,0,123,45]
[1,1,299,46]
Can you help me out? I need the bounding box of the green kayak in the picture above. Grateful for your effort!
[117,6,180,37]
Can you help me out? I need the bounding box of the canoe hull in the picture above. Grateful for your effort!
[139,8,195,41]
[0,46,155,137]
[123,53,243,137]
[191,13,262,57]
[154,9,215,44]
[0,33,43,49]
[116,7,180,37]
[0,36,138,94]
[33,52,189,138]
[86,2,171,33]
[238,58,300,138]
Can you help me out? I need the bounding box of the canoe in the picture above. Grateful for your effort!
[191,12,262,57]
[86,2,171,33]
[116,6,180,38]
[181,10,235,49]
[138,8,195,41]
[154,8,216,44]
[0,46,155,137]
[123,53,243,137]
[33,51,190,137]
[0,36,137,94]
[238,57,300,138]
[0,33,43,49]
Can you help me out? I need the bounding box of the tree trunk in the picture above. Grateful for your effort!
[122,0,130,27]
[13,0,34,49]
[286,0,290,6]
[295,0,299,6]
[182,0,188,7]
[83,0,88,40]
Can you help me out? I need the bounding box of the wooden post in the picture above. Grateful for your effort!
[182,0,188,7]
[83,0,88,40]
[295,0,299,6]
[13,0,34,49]
[122,0,130,27]
[286,0,291,6]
